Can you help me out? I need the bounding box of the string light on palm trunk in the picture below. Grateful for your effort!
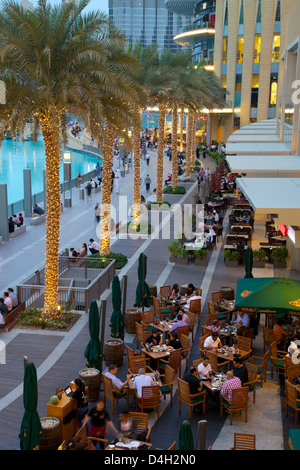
[156,102,166,204]
[100,123,114,256]
[171,102,178,188]
[133,105,142,226]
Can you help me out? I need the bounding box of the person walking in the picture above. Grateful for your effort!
[146,153,150,166]
[85,180,92,201]
[76,172,81,188]
[144,174,151,192]
[94,203,101,223]
[114,168,121,194]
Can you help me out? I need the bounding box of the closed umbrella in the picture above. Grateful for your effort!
[244,246,254,279]
[134,253,152,310]
[178,420,194,450]
[109,276,124,339]
[19,362,43,450]
[84,300,102,370]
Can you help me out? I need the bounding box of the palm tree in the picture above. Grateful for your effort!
[0,0,140,315]
[130,43,158,225]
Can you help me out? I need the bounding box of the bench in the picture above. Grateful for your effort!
[9,225,26,238]
[2,301,26,332]
[30,214,46,226]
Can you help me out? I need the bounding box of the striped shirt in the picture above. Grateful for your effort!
[220,377,242,401]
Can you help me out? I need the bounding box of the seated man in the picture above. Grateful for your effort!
[204,331,222,351]
[88,238,100,254]
[184,367,206,404]
[231,311,250,329]
[174,308,190,325]
[0,298,8,316]
[133,368,155,400]
[170,313,187,333]
[7,288,18,308]
[31,204,45,217]
[232,357,248,385]
[206,319,220,334]
[104,364,132,392]
[184,290,202,310]
[3,292,12,312]
[197,356,212,379]
[70,247,79,258]
[220,370,242,403]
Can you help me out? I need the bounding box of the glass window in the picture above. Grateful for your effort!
[222,37,228,64]
[237,35,244,64]
[275,0,281,22]
[251,73,259,108]
[256,0,261,23]
[253,34,261,63]
[239,0,244,25]
[269,74,278,107]
[272,34,280,62]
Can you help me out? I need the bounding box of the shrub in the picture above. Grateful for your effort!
[194,248,208,259]
[88,251,128,269]
[126,221,154,235]
[253,249,266,262]
[163,186,186,195]
[271,247,289,263]
[168,242,181,257]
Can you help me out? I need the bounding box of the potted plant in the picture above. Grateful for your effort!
[253,249,266,268]
[194,248,208,266]
[175,247,188,265]
[224,249,240,267]
[271,247,289,269]
[168,242,180,263]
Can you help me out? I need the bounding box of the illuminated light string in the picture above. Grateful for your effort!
[156,102,167,205]
[132,105,142,226]
[171,102,179,188]
[100,122,114,256]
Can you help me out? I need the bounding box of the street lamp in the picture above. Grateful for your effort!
[63,150,72,207]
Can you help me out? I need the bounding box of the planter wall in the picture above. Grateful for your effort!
[253,261,265,268]
[195,258,208,267]
[224,259,239,267]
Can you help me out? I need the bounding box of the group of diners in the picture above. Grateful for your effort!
[69,239,101,259]
[0,288,19,327]
[8,213,24,233]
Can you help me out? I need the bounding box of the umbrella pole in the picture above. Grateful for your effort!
[142,254,145,313]
[100,300,106,373]
[24,356,28,372]
[195,420,207,450]
[122,275,127,355]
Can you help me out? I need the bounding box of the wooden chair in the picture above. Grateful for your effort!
[128,354,153,374]
[159,364,175,407]
[185,310,195,342]
[229,433,256,450]
[135,321,151,349]
[159,348,182,378]
[102,373,129,414]
[285,380,300,424]
[202,326,213,336]
[211,291,222,305]
[263,327,274,353]
[74,425,108,450]
[141,310,155,327]
[186,298,202,322]
[155,441,176,450]
[126,345,135,372]
[195,287,203,297]
[207,301,217,316]
[199,334,210,357]
[285,356,300,382]
[180,334,190,372]
[220,387,249,425]
[177,377,206,420]
[176,324,189,340]
[250,350,269,387]
[270,341,286,378]
[159,285,171,302]
[128,412,151,442]
[243,363,259,404]
[192,358,203,369]
[136,385,161,420]
[205,350,231,374]
[242,328,254,350]
[236,335,252,359]
[205,314,218,326]
[208,299,227,321]
[153,296,174,321]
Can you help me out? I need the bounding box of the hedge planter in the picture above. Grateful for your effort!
[195,257,208,267]
[253,260,265,268]
[175,257,188,266]
[224,259,239,268]
[273,261,287,269]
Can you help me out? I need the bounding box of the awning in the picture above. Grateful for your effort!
[227,155,300,178]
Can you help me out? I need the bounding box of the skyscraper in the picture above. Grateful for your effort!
[108,0,192,53]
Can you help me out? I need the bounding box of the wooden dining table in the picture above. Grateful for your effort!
[141,346,175,370]
[215,346,250,362]
[105,438,152,451]
[127,372,162,391]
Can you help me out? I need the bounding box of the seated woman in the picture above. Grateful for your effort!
[78,243,88,257]
[186,283,195,298]
[117,411,136,438]
[166,331,182,350]
[169,283,179,300]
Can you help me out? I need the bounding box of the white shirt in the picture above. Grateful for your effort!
[104,371,124,390]
[185,295,202,309]
[133,374,153,397]
[204,335,221,350]
[9,292,18,308]
[197,362,212,378]
[89,241,100,251]
[4,297,13,312]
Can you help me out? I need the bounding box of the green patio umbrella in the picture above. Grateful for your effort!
[134,253,152,310]
[235,277,300,316]
[178,420,194,450]
[244,246,254,279]
[109,276,124,339]
[19,362,43,450]
[84,300,102,370]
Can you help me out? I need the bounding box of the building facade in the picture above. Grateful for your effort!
[169,0,296,142]
[108,0,192,53]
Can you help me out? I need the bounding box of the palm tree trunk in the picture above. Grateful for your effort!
[156,102,166,204]
[171,102,178,188]
[179,109,184,152]
[133,106,142,226]
[185,111,193,178]
[100,124,114,256]
[41,118,61,317]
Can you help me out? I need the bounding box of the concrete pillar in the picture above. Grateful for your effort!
[0,184,9,242]
[23,169,32,217]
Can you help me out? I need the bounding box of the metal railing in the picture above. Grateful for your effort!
[17,256,116,313]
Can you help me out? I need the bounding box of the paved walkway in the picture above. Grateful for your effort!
[0,150,297,450]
